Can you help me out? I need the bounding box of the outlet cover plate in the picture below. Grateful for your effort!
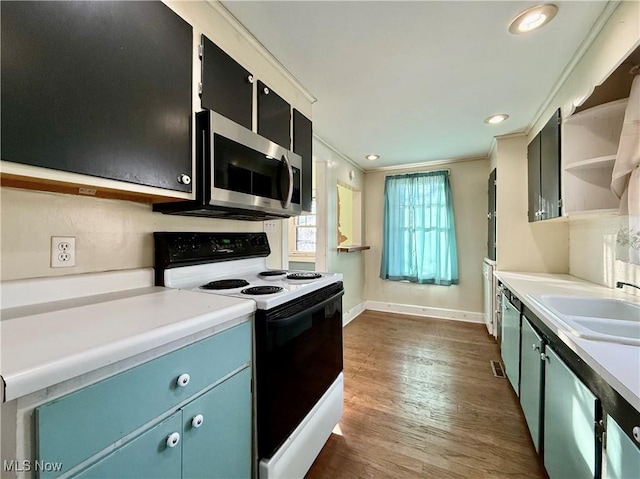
[51,236,76,268]
[264,220,277,233]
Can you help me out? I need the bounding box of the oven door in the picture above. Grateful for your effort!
[255,282,344,460]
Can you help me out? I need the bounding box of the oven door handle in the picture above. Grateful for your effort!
[267,290,344,328]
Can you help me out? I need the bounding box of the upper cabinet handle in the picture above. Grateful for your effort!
[247,75,254,84]
[263,86,270,95]
[178,174,191,185]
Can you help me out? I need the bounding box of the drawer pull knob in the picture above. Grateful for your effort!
[177,373,191,387]
[166,432,181,448]
[531,344,540,351]
[633,426,640,444]
[192,414,204,428]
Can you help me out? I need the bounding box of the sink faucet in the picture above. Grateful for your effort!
[616,281,640,291]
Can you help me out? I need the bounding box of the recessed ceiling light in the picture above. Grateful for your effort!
[509,4,558,34]
[365,154,380,161]
[484,114,509,125]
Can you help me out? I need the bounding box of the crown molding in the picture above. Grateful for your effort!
[367,155,488,173]
[313,135,364,173]
[206,0,317,104]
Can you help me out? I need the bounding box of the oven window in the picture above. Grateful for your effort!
[256,289,343,459]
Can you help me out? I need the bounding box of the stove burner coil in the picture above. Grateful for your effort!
[241,286,283,295]
[201,279,250,290]
[259,270,287,277]
[286,272,322,280]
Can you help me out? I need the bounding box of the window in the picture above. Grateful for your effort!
[289,197,316,256]
[379,171,458,285]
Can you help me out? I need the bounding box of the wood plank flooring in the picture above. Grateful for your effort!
[305,310,547,479]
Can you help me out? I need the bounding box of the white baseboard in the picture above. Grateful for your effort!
[364,300,483,324]
[343,302,365,326]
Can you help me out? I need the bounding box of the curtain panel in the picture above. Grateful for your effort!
[379,170,459,285]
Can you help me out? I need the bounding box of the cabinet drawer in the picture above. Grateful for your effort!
[36,321,251,478]
[73,412,183,479]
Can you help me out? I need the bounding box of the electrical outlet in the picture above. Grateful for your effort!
[51,236,76,268]
[264,220,277,233]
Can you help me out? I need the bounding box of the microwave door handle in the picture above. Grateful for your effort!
[282,154,294,208]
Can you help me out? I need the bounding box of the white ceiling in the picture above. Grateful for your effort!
[222,1,609,170]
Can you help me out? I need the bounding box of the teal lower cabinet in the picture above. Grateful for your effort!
[74,413,183,479]
[543,345,597,479]
[519,317,543,452]
[605,415,640,479]
[182,368,252,479]
[35,323,253,479]
[501,294,521,395]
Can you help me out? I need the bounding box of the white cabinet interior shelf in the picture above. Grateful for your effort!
[562,98,627,215]
[563,155,616,172]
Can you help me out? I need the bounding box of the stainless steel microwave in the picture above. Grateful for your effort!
[154,110,302,220]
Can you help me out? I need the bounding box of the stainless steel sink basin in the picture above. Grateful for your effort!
[533,295,640,346]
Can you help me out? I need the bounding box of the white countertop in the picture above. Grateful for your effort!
[1,282,256,402]
[494,272,640,411]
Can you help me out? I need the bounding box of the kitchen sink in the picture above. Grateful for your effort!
[539,296,640,322]
[532,295,640,346]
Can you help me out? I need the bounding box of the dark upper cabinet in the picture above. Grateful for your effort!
[528,133,542,222]
[200,35,253,131]
[528,109,561,222]
[257,81,291,149]
[293,110,313,213]
[1,1,193,192]
[488,168,496,261]
[540,110,562,219]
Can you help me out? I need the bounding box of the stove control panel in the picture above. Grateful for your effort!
[154,232,270,269]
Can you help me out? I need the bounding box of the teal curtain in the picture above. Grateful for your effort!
[379,171,459,285]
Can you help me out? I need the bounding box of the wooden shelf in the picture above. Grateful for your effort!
[337,245,371,253]
[564,155,616,172]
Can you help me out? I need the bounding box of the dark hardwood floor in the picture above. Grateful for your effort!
[306,310,547,479]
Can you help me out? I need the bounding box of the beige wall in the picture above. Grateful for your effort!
[494,135,569,273]
[363,158,489,314]
[313,139,366,318]
[0,187,271,281]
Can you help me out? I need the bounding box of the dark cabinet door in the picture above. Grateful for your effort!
[257,81,291,149]
[528,109,561,222]
[293,109,313,213]
[201,35,253,131]
[540,109,561,220]
[488,168,497,261]
[528,136,541,222]
[1,1,193,192]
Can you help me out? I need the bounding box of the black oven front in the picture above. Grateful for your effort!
[255,282,344,460]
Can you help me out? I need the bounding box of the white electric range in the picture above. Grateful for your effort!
[154,232,344,479]
[161,256,342,310]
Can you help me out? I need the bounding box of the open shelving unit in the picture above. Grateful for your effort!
[561,98,627,216]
